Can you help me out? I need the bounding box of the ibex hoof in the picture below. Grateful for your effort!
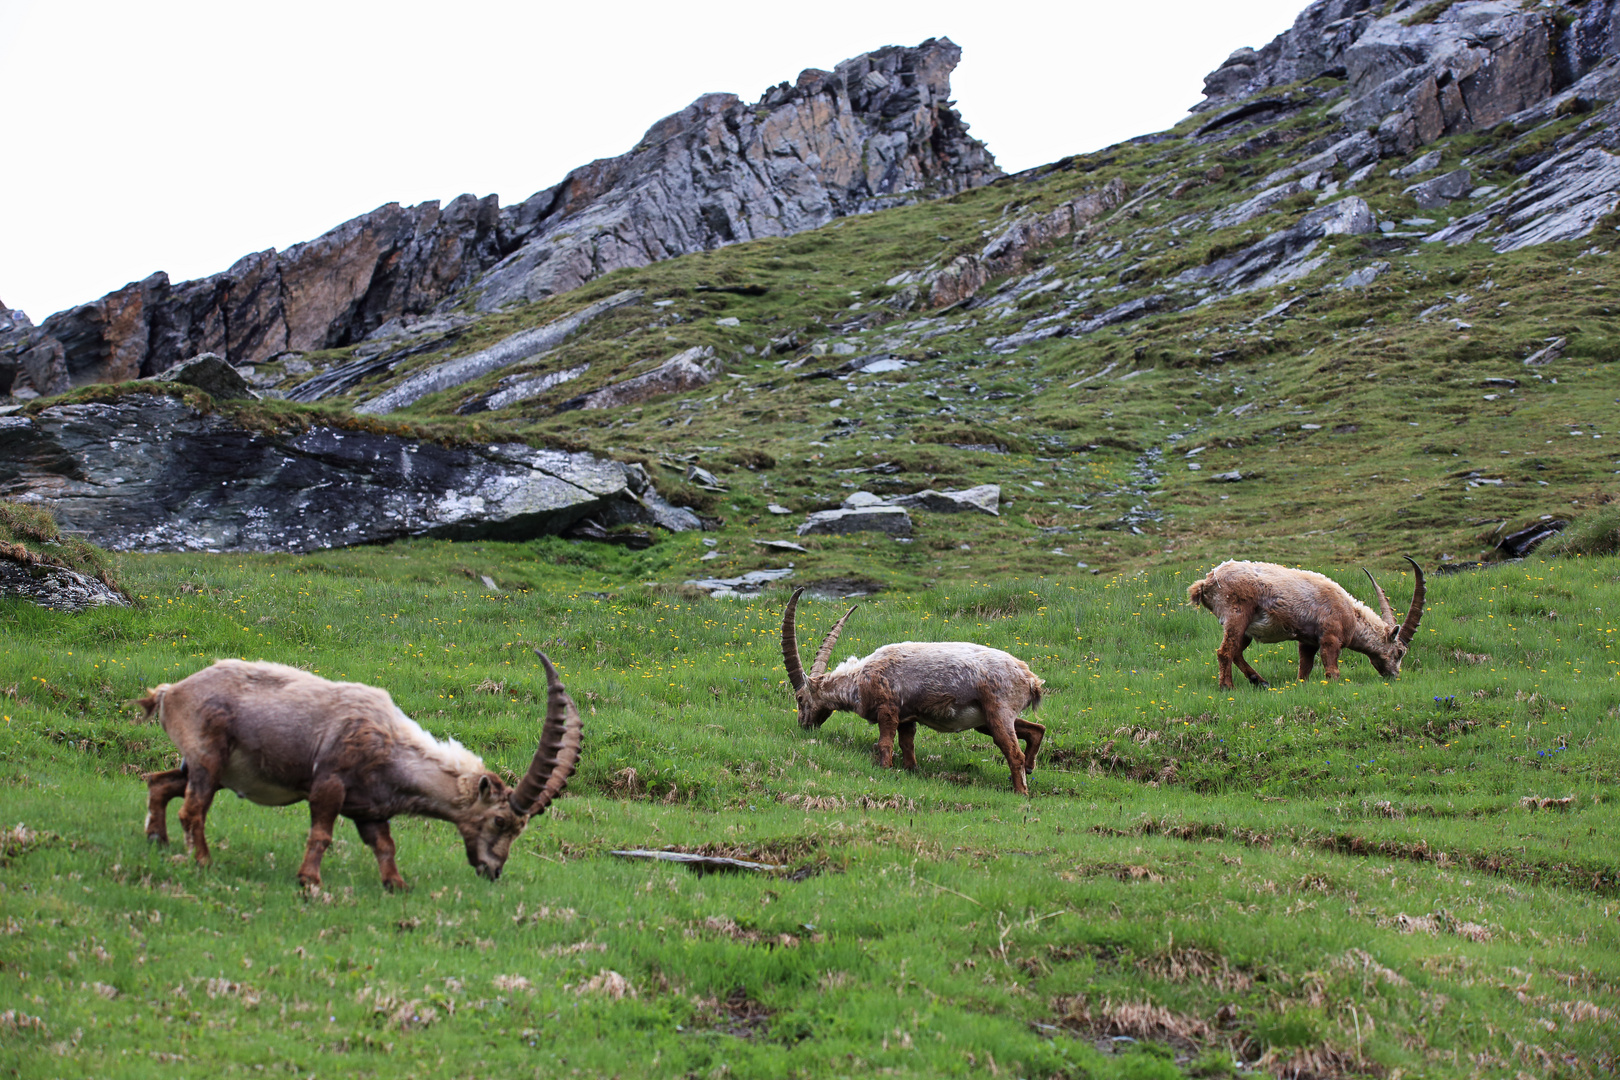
[1249,678,1270,688]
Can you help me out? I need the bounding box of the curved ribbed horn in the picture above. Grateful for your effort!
[810,605,858,678]
[781,587,807,693]
[1362,567,1396,626]
[1397,556,1426,646]
[508,651,583,818]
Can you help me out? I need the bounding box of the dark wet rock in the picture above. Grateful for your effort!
[1499,518,1566,557]
[797,506,912,537]
[0,393,697,553]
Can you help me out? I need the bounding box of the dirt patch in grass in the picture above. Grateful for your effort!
[690,988,776,1039]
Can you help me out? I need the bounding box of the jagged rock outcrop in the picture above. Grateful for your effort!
[7,39,995,396]
[0,393,698,553]
[1177,196,1377,292]
[0,302,66,398]
[1197,0,1620,155]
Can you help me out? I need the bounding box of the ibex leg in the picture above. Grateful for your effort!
[144,765,188,844]
[981,704,1028,795]
[897,721,918,770]
[355,819,405,892]
[1014,718,1046,775]
[297,774,346,889]
[873,706,900,768]
[1319,638,1344,679]
[177,752,224,866]
[1298,642,1318,681]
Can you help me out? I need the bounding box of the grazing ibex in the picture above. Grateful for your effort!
[780,588,1046,794]
[1187,558,1426,689]
[137,652,582,889]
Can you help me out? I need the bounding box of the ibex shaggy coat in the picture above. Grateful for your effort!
[137,652,581,889]
[1187,558,1425,689]
[781,588,1046,793]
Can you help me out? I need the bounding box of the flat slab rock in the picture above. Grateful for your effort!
[0,557,129,613]
[842,485,999,516]
[0,393,698,553]
[797,505,912,537]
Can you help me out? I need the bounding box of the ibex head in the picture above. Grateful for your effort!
[458,651,582,881]
[780,587,857,729]
[1359,556,1427,677]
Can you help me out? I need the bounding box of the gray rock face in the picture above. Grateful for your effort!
[1178,197,1376,293]
[0,557,129,613]
[558,346,721,411]
[1196,0,1620,154]
[797,506,912,537]
[355,290,642,414]
[0,302,66,398]
[6,40,993,396]
[1404,168,1473,208]
[1428,148,1620,251]
[0,393,697,553]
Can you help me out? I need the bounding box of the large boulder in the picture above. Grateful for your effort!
[0,393,697,553]
[0,556,128,613]
[886,484,1001,515]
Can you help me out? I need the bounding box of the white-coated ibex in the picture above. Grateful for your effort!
[137,651,581,889]
[780,588,1046,794]
[1187,558,1426,689]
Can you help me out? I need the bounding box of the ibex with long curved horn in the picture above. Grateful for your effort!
[781,588,1046,794]
[1187,558,1426,689]
[136,651,582,889]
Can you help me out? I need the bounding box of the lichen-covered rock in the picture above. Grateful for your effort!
[149,353,260,400]
[0,394,697,553]
[0,556,128,613]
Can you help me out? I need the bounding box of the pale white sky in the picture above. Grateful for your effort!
[0,0,1307,319]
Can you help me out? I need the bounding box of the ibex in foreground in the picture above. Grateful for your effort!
[781,588,1046,794]
[1187,558,1426,689]
[137,652,581,889]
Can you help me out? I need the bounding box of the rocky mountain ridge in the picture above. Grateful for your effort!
[2,38,992,398]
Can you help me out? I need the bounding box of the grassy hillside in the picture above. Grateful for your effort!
[0,546,1615,1077]
[147,73,1618,588]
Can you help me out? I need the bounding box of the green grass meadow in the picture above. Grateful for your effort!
[1,544,1617,1078]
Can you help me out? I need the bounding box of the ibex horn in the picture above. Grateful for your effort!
[810,604,859,678]
[1362,567,1396,627]
[1397,556,1426,646]
[781,587,808,693]
[509,651,583,818]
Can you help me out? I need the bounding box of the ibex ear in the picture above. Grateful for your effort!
[1387,625,1401,643]
[478,774,498,803]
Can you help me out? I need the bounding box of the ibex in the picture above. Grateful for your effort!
[1187,558,1426,689]
[780,588,1046,794]
[137,651,582,889]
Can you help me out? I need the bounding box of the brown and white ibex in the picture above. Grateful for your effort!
[1187,558,1426,689]
[780,588,1046,794]
[137,651,582,890]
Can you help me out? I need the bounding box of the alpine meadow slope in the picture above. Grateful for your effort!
[2,2,1620,1077]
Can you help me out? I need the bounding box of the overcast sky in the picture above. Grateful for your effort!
[0,0,1308,320]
